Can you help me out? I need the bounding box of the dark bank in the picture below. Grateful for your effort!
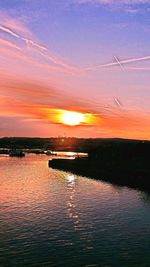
[49,140,150,192]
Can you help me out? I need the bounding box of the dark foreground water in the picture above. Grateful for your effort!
[0,155,150,267]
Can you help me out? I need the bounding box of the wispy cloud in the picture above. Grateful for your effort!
[0,38,21,51]
[0,71,150,139]
[125,8,141,13]
[1,91,150,139]
[75,0,149,13]
[0,10,30,35]
[76,0,150,5]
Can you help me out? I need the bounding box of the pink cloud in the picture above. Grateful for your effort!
[0,10,31,36]
[76,0,150,4]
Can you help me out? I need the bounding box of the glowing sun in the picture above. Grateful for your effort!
[61,111,84,126]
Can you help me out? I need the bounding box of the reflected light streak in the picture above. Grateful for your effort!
[66,173,80,228]
[66,174,75,185]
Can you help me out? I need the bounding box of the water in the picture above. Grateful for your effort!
[0,155,150,267]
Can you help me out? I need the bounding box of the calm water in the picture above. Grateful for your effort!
[0,155,150,267]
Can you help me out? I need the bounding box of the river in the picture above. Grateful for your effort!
[0,154,150,267]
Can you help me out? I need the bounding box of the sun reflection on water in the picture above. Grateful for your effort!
[66,174,80,228]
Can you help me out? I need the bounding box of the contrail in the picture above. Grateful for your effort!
[114,56,126,72]
[0,24,47,51]
[85,55,150,71]
[0,24,79,72]
[37,49,80,72]
[126,66,150,71]
[0,38,21,51]
[24,39,78,72]
[2,22,150,74]
[0,25,20,38]
[114,97,123,107]
[22,37,47,51]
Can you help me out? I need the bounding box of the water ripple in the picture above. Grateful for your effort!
[0,155,150,267]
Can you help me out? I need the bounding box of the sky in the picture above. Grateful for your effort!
[0,0,150,139]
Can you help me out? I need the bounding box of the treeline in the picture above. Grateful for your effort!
[0,137,149,152]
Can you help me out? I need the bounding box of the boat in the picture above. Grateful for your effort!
[46,151,57,156]
[9,150,25,157]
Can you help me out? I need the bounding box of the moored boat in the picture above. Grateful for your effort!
[9,150,25,157]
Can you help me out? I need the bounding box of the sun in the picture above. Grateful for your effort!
[61,111,84,126]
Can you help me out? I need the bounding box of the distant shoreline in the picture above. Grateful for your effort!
[0,137,150,151]
[1,136,150,192]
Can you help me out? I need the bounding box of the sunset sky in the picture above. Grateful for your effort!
[0,0,150,139]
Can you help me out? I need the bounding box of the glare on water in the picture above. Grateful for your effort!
[0,154,150,267]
